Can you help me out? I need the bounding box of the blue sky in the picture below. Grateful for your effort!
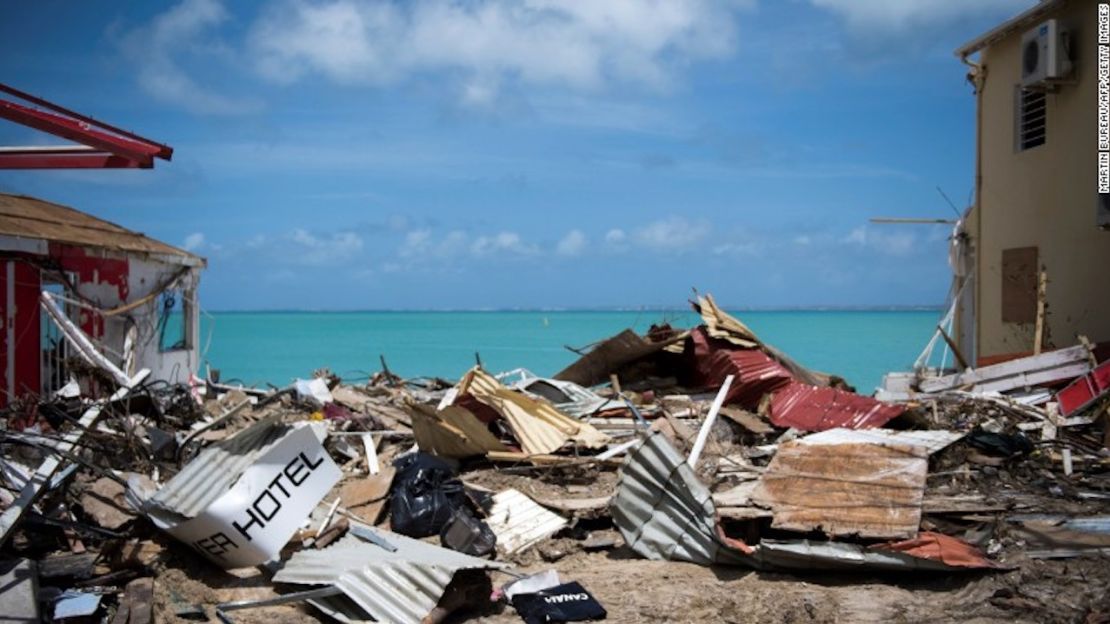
[0,0,1034,311]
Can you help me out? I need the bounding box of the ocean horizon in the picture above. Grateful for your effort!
[199,308,941,395]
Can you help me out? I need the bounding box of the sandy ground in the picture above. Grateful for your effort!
[151,531,1110,624]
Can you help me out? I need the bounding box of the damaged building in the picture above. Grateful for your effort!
[951,0,1110,365]
[0,193,205,404]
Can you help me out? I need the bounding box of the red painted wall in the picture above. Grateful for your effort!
[48,242,130,338]
[0,260,42,407]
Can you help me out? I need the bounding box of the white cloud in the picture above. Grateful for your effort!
[288,228,364,265]
[397,228,540,265]
[183,232,206,251]
[248,0,744,104]
[556,229,588,256]
[810,0,1033,35]
[119,0,262,115]
[793,235,811,246]
[605,228,627,244]
[841,226,916,256]
[470,231,538,256]
[633,217,710,252]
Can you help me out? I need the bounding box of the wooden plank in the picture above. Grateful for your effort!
[1033,270,1048,355]
[918,345,1090,393]
[972,362,1091,394]
[937,324,970,370]
[0,370,148,546]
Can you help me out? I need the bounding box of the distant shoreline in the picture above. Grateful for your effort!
[204,306,944,314]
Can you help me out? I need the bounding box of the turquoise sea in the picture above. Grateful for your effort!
[198,310,940,394]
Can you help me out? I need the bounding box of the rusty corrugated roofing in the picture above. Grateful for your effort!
[0,193,203,264]
[768,382,904,431]
[687,328,793,407]
[751,440,928,540]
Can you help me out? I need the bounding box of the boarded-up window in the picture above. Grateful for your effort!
[1001,247,1038,323]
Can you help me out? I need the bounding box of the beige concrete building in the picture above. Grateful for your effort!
[953,0,1109,365]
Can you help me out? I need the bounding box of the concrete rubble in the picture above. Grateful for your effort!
[0,293,1108,622]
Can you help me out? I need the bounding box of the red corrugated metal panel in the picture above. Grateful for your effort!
[687,328,793,408]
[687,328,903,430]
[768,381,903,431]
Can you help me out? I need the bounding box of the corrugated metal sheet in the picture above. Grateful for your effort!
[499,369,626,418]
[486,489,568,555]
[693,296,826,386]
[768,382,904,431]
[1007,514,1110,559]
[407,401,508,458]
[611,432,996,572]
[687,328,793,408]
[275,526,507,624]
[610,432,753,566]
[0,193,202,263]
[457,367,608,455]
[759,533,996,571]
[751,440,927,539]
[696,293,760,348]
[145,415,289,520]
[797,428,964,455]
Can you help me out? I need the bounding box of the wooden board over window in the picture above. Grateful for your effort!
[1002,246,1038,323]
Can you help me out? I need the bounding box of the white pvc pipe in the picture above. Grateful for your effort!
[687,374,734,468]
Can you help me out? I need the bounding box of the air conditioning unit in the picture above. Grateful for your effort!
[1021,19,1072,87]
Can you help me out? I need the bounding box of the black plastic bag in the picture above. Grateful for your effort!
[389,453,466,537]
[511,582,607,624]
[968,429,1034,457]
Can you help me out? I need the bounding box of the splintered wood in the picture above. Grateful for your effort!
[751,441,928,540]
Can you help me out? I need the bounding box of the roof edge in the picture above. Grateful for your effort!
[955,0,1066,59]
[0,192,206,266]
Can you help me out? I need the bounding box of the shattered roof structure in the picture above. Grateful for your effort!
[0,193,203,265]
[407,400,508,459]
[455,367,609,455]
[554,329,686,387]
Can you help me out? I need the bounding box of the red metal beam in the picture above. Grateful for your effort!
[0,153,145,169]
[0,83,173,170]
[0,100,159,167]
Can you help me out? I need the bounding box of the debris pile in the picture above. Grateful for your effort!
[1,293,1108,622]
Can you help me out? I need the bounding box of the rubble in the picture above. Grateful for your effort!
[0,292,1107,622]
